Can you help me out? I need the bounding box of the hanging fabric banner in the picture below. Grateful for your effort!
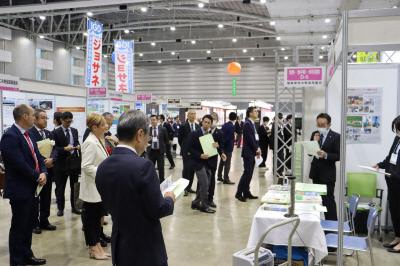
[85,18,103,88]
[114,40,134,94]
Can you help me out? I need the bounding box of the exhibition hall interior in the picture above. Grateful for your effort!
[1,0,400,266]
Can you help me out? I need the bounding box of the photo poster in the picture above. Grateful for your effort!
[55,96,87,142]
[87,99,107,114]
[109,101,131,135]
[346,88,382,144]
[2,91,25,134]
[26,93,55,131]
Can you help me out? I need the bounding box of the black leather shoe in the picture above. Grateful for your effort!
[383,242,399,248]
[40,224,57,231]
[24,256,46,265]
[184,190,189,197]
[223,180,235,185]
[208,201,217,208]
[199,207,216,214]
[191,202,200,210]
[235,194,247,202]
[387,248,400,253]
[33,227,42,234]
[188,188,196,194]
[246,193,258,200]
[217,177,224,182]
[71,209,82,215]
[101,233,111,243]
[169,165,175,169]
[100,238,108,247]
[57,210,64,217]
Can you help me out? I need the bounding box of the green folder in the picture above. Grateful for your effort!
[295,182,327,195]
[199,134,218,157]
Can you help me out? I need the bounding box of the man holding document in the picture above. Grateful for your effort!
[0,104,47,266]
[187,114,224,213]
[96,110,175,266]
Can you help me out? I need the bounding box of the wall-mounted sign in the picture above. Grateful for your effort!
[108,91,123,101]
[356,52,379,63]
[114,40,134,94]
[167,98,181,104]
[190,101,202,109]
[88,87,107,97]
[284,66,325,88]
[85,18,103,88]
[0,74,19,91]
[136,93,152,102]
[56,107,86,113]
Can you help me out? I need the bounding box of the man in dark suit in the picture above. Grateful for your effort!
[217,112,237,184]
[235,117,244,148]
[236,107,261,202]
[187,115,221,213]
[284,114,293,171]
[159,114,175,169]
[53,111,81,216]
[269,113,285,178]
[178,109,200,196]
[0,104,47,266]
[172,117,180,153]
[258,116,270,168]
[309,113,340,221]
[148,115,169,183]
[30,109,57,234]
[96,110,175,266]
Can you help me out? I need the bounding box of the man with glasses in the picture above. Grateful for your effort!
[53,111,81,216]
[29,109,57,234]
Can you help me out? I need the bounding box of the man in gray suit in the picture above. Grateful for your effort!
[148,115,169,183]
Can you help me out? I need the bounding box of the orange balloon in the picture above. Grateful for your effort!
[227,62,241,75]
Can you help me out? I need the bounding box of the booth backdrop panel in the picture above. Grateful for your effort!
[327,64,400,226]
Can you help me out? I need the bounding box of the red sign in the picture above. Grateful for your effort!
[88,87,107,97]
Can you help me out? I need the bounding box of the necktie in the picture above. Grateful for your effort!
[65,128,71,144]
[191,123,195,132]
[152,128,159,149]
[40,130,46,140]
[319,134,324,147]
[24,131,39,172]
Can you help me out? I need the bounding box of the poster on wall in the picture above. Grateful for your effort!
[2,91,25,133]
[346,88,382,144]
[26,93,55,131]
[114,40,134,94]
[85,18,103,88]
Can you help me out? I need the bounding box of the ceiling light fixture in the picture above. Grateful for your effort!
[269,21,276,26]
[218,58,223,62]
[281,47,285,51]
[243,49,247,53]
[191,40,196,44]
[103,54,108,58]
[124,29,130,34]
[276,36,281,41]
[206,50,211,54]
[139,53,143,57]
[322,35,328,39]
[324,18,331,23]
[187,59,191,63]
[393,5,398,9]
[151,42,156,46]
[218,24,224,29]
[157,60,162,64]
[171,51,176,55]
[232,38,237,43]
[260,0,267,3]
[39,35,44,39]
[250,57,255,61]
[321,46,325,50]
[170,26,176,31]
[86,12,93,17]
[140,7,148,12]
[83,32,88,36]
[75,46,80,50]
[284,56,288,60]
[39,15,46,21]
[198,3,205,8]
[319,55,323,59]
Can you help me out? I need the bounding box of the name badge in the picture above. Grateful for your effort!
[152,137,158,143]
[390,152,398,165]
[255,133,259,141]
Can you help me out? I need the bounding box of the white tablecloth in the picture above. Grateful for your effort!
[247,208,328,263]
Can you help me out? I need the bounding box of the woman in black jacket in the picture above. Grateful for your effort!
[374,115,400,253]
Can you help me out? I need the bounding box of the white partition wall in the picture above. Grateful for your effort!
[327,63,400,226]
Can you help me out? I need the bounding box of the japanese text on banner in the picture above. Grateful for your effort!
[114,40,134,94]
[85,19,103,88]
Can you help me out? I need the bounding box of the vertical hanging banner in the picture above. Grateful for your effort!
[85,18,103,88]
[114,40,134,94]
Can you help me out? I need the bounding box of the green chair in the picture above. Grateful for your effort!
[347,172,383,241]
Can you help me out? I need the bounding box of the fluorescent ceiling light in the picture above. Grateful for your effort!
[86,12,93,17]
[191,40,196,44]
[206,50,211,54]
[324,18,331,23]
[140,7,148,12]
[157,60,162,64]
[124,29,130,34]
[39,35,44,39]
[260,0,267,3]
[269,21,276,26]
[151,42,156,46]
[186,59,191,63]
[284,56,288,60]
[75,46,80,50]
[281,47,285,51]
[232,38,237,43]
[218,24,224,29]
[243,49,247,53]
[170,26,176,31]
[171,51,176,55]
[218,58,223,62]
[198,3,205,8]
[83,32,88,36]
[319,55,323,59]
[321,46,325,50]
[276,36,281,41]
[39,15,46,21]
[103,54,108,58]
[322,35,328,39]
[250,57,255,61]
[139,53,143,57]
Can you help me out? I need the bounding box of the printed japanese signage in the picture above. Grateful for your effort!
[136,93,152,102]
[108,91,123,101]
[57,107,86,113]
[88,87,107,98]
[356,52,379,63]
[284,66,325,88]
[167,98,181,104]
[85,19,103,88]
[190,102,202,109]
[114,40,134,94]
[0,74,19,91]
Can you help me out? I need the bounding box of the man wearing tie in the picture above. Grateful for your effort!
[217,112,237,184]
[309,113,340,221]
[235,107,261,202]
[148,115,169,183]
[30,109,57,234]
[95,110,175,266]
[53,111,81,216]
[159,114,175,169]
[0,104,47,266]
[178,110,201,196]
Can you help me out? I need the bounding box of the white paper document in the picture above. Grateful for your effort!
[255,155,263,167]
[160,176,190,199]
[301,141,320,157]
[37,139,55,158]
[35,185,43,197]
[358,165,391,176]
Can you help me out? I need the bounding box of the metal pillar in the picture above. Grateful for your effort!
[337,10,348,266]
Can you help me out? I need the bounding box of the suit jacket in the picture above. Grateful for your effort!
[96,147,174,266]
[221,121,235,153]
[162,122,174,141]
[209,128,224,170]
[178,121,200,156]
[148,125,169,154]
[80,133,108,203]
[0,124,46,200]
[258,125,270,150]
[29,126,57,163]
[378,136,400,178]
[53,126,81,161]
[235,121,244,134]
[269,123,285,150]
[242,119,259,158]
[187,129,221,171]
[82,127,90,143]
[309,129,340,184]
[172,122,180,138]
[284,123,293,147]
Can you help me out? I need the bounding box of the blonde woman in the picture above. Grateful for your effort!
[80,113,110,260]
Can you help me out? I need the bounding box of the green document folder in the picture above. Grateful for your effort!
[295,182,327,195]
[199,134,218,157]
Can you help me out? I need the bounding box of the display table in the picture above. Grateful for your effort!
[247,207,328,263]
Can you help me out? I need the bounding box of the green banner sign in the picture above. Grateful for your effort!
[232,78,237,96]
